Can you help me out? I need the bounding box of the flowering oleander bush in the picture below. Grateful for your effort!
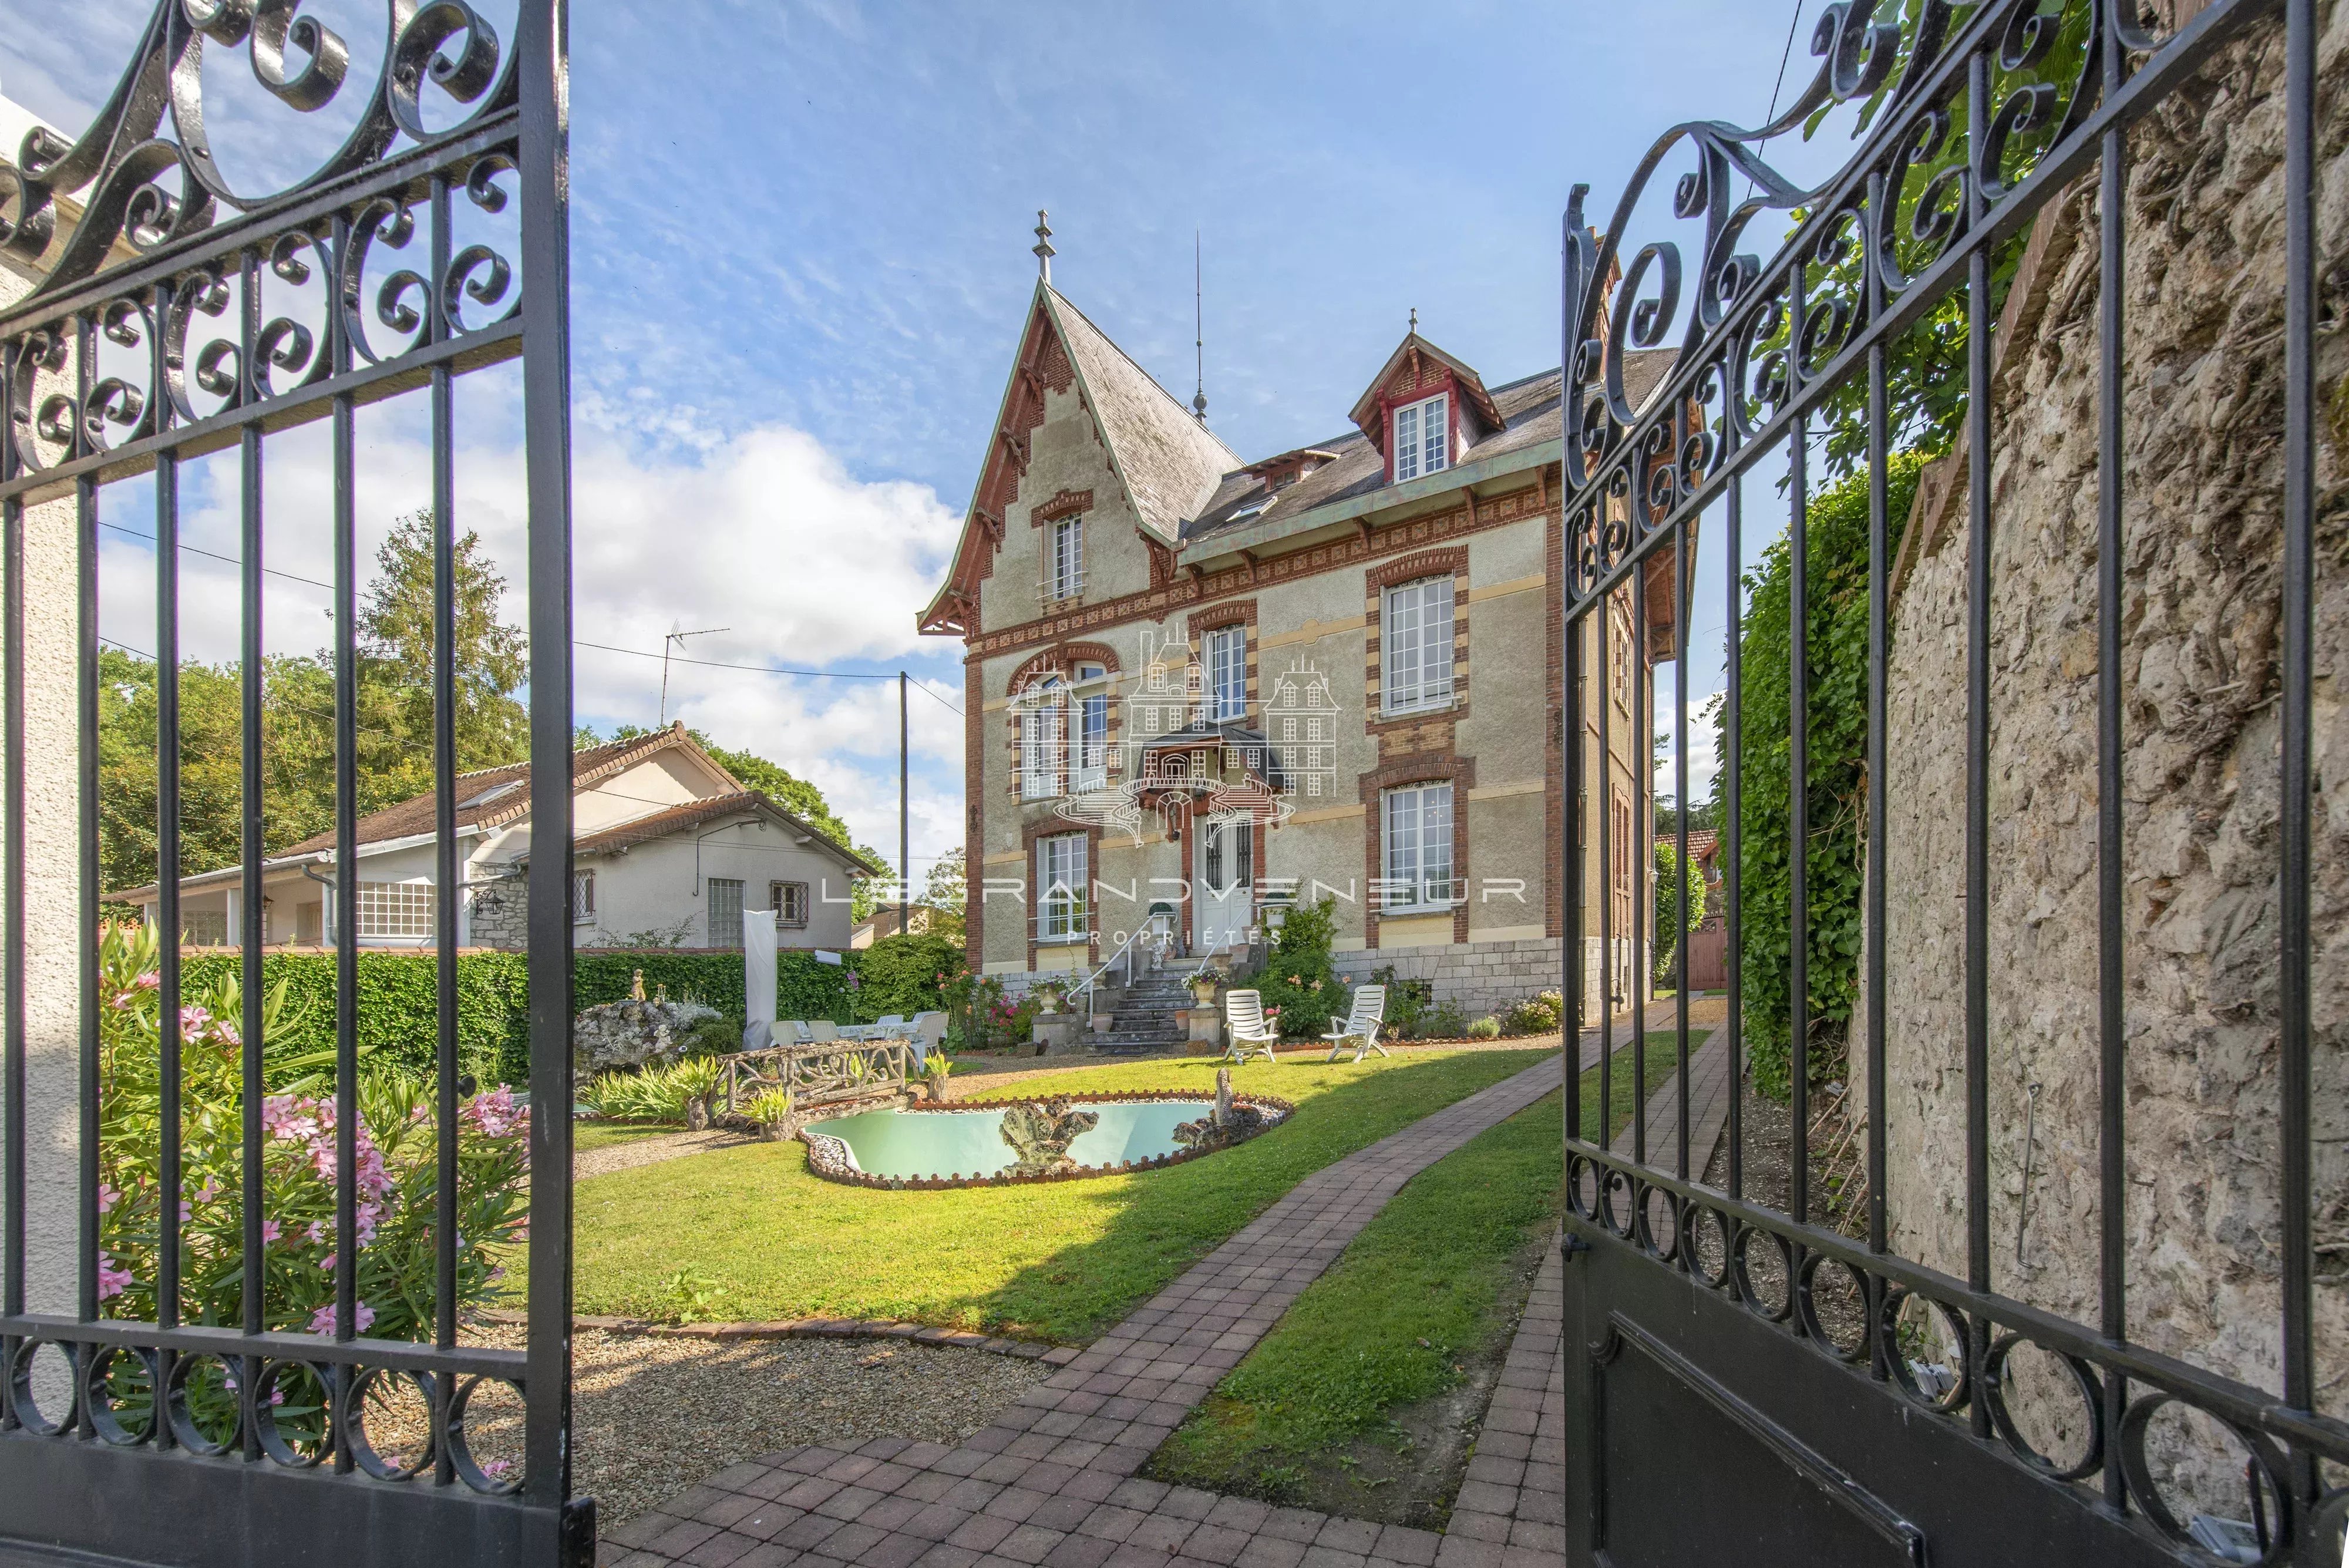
[94,922,530,1345]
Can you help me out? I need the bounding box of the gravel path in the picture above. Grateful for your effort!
[575,1129,754,1180]
[454,1324,1054,1530]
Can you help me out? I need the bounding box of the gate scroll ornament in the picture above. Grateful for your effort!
[1,2,585,1564]
[1559,1,2345,1565]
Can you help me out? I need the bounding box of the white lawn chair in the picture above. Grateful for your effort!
[1322,985,1390,1064]
[806,1019,840,1043]
[907,1011,948,1066]
[876,1014,906,1031]
[1221,989,1281,1065]
[775,1019,807,1046]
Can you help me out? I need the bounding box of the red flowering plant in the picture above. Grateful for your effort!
[93,922,529,1443]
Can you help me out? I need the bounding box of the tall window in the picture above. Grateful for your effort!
[1203,819,1253,894]
[1202,624,1245,721]
[1045,515,1084,601]
[1072,662,1110,792]
[1382,576,1456,714]
[1611,788,1634,932]
[1610,592,1633,712]
[357,881,434,941]
[1038,833,1088,940]
[771,880,809,927]
[1020,676,1065,798]
[571,869,596,923]
[708,877,745,948]
[1381,782,1455,913]
[1392,393,1449,483]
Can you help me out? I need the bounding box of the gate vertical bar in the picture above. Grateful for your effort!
[1964,44,1995,1440]
[156,440,183,1398]
[1631,575,1647,1163]
[1789,409,1810,1229]
[1724,455,1742,1204]
[237,248,266,1471]
[1,483,18,1341]
[1597,576,1613,1145]
[329,207,360,1408]
[429,166,462,1498]
[1673,436,1690,1185]
[1865,169,1889,1277]
[519,0,583,1527]
[75,317,99,1342]
[2095,6,2131,1513]
[2277,0,2317,1494]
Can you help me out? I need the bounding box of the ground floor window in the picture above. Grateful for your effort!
[356,880,434,941]
[573,869,596,923]
[708,877,745,948]
[1381,782,1455,912]
[772,879,809,927]
[1037,833,1088,940]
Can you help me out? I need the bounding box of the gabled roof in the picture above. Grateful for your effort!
[1346,332,1505,443]
[566,792,883,875]
[272,724,727,858]
[1042,286,1239,546]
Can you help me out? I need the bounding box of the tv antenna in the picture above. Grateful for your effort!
[1192,230,1207,424]
[659,624,731,725]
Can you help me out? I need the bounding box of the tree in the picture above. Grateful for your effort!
[917,848,967,944]
[1652,839,1708,988]
[355,510,530,780]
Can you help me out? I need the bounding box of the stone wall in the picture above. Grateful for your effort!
[1855,6,2348,1495]
[1334,935,1586,1017]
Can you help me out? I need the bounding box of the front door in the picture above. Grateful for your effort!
[1195,817,1253,954]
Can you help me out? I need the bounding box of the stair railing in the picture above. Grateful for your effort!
[1068,926,1145,1014]
[1190,940,1226,981]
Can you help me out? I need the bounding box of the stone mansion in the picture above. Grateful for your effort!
[920,265,1674,1012]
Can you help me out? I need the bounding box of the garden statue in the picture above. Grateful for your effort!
[1173,1070,1273,1155]
[998,1098,1099,1176]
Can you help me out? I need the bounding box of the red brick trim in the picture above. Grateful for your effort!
[964,476,1552,661]
[1545,502,1564,941]
[1187,597,1259,723]
[1022,818,1103,974]
[964,655,985,962]
[1004,643,1123,803]
[1364,546,1470,736]
[1357,753,1476,948]
[1367,364,1465,481]
[1031,487,1092,525]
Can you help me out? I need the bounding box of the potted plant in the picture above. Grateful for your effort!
[1189,971,1220,1007]
[675,1054,725,1130]
[745,1088,796,1140]
[921,1054,953,1103]
[1032,981,1065,1016]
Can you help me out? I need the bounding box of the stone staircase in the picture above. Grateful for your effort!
[1090,969,1196,1056]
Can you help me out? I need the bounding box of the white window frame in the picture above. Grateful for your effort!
[1037,833,1089,942]
[1392,392,1449,483]
[571,869,596,924]
[1071,663,1110,792]
[1044,515,1085,603]
[771,880,809,927]
[1382,574,1456,715]
[1381,782,1456,914]
[1202,624,1245,722]
[1020,677,1066,799]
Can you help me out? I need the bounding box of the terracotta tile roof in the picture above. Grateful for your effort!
[273,726,697,857]
[567,791,881,874]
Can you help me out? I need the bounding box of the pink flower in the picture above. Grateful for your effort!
[179,1005,210,1032]
[260,1220,281,1244]
[134,972,159,991]
[195,1179,220,1204]
[96,1254,132,1301]
[97,1182,120,1214]
[320,1254,336,1271]
[308,1300,375,1335]
[305,1221,326,1244]
[178,1200,191,1223]
[463,1086,522,1139]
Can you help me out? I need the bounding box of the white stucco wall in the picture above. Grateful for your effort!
[575,815,862,951]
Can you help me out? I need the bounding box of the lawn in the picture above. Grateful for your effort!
[573,1121,680,1155]
[1142,1036,1684,1516]
[515,1047,1556,1344]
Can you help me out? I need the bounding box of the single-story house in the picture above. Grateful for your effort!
[115,724,881,951]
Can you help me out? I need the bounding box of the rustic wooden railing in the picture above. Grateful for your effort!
[720,1038,911,1119]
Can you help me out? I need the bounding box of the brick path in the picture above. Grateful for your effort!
[602,1018,1694,1568]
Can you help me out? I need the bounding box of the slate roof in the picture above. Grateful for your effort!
[1044,286,1239,546]
[1182,349,1678,551]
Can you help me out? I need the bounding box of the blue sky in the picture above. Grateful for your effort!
[5,0,1835,876]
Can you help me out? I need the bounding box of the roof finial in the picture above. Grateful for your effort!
[1033,209,1055,283]
[1192,230,1208,425]
[1408,306,1418,335]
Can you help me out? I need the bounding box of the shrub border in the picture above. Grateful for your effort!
[797,1091,1297,1191]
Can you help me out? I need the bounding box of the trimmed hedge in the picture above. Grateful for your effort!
[183,936,965,1088]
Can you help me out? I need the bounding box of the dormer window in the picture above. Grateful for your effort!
[1392,393,1449,482]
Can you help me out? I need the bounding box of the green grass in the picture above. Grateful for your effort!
[573,1122,682,1155]
[1146,1037,1689,1498]
[514,1048,1555,1343]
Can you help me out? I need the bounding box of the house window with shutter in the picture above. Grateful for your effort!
[771,880,809,927]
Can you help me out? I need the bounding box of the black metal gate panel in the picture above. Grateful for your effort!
[1559,1,2347,1564]
[0,2,585,1563]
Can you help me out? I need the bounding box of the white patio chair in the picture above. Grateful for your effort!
[907,1011,948,1066]
[1322,985,1390,1064]
[774,1019,806,1046]
[1221,989,1281,1065]
[806,1019,840,1043]
[876,1014,906,1030]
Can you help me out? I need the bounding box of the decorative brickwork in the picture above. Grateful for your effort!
[963,654,985,961]
[1185,596,1258,724]
[1030,487,1092,525]
[1363,545,1470,735]
[1021,816,1103,974]
[1357,752,1475,948]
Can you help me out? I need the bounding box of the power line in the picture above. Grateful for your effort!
[99,519,338,595]
[578,640,965,714]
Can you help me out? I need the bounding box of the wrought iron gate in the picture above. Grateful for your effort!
[1560,1,2345,1564]
[0,2,585,1563]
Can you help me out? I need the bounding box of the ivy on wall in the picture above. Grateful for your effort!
[1716,453,1925,1102]
[183,935,968,1088]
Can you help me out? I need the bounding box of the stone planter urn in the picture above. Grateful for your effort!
[1189,975,1219,1007]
